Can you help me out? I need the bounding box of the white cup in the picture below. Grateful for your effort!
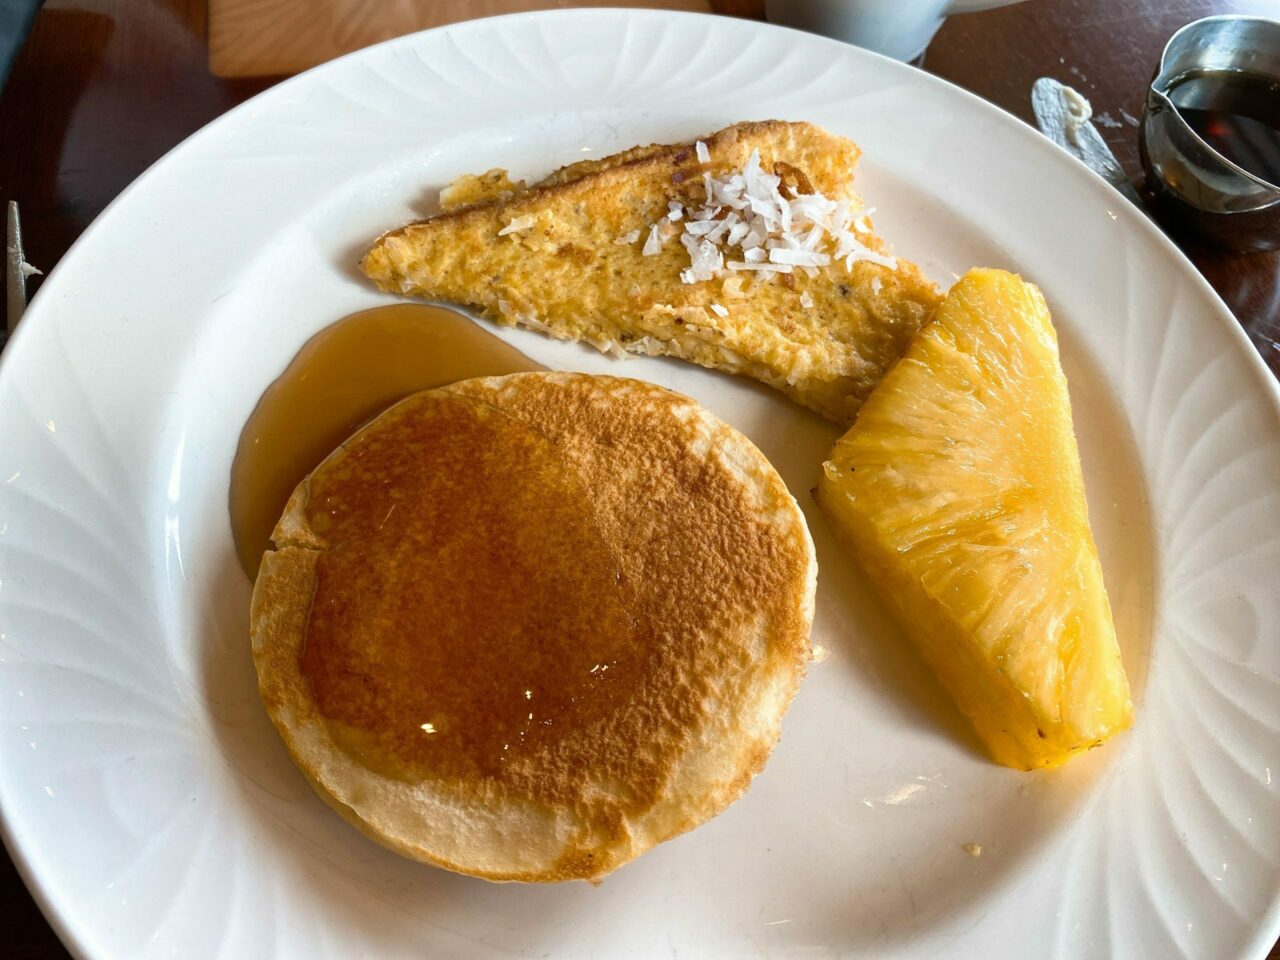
[765,0,1029,62]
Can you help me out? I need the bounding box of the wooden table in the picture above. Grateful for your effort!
[0,1,1277,957]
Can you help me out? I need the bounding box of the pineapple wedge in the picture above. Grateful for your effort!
[817,268,1132,770]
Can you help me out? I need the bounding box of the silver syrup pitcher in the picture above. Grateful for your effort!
[1140,15,1280,251]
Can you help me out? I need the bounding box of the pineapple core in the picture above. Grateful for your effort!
[818,268,1132,770]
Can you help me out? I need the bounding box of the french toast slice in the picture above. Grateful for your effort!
[362,121,942,423]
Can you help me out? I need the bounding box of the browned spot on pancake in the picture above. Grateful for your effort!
[299,392,647,786]
[433,376,810,810]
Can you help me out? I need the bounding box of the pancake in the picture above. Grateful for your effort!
[250,373,816,881]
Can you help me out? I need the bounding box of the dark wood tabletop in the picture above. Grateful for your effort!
[0,1,1277,957]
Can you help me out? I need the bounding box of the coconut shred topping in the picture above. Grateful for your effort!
[638,143,898,286]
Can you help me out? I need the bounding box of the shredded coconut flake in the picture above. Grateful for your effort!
[642,220,670,256]
[679,231,723,284]
[728,260,792,274]
[645,148,894,286]
[614,229,641,245]
[800,291,814,309]
[497,214,536,236]
[709,303,729,317]
[768,248,830,268]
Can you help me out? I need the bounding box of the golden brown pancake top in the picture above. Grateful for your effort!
[264,374,813,825]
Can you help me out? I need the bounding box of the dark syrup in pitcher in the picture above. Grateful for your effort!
[1167,70,1280,184]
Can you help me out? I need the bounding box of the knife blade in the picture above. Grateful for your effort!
[1031,77,1145,209]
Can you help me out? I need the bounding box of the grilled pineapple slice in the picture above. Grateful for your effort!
[817,268,1132,769]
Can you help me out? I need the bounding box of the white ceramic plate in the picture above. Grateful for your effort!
[1,11,1277,959]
